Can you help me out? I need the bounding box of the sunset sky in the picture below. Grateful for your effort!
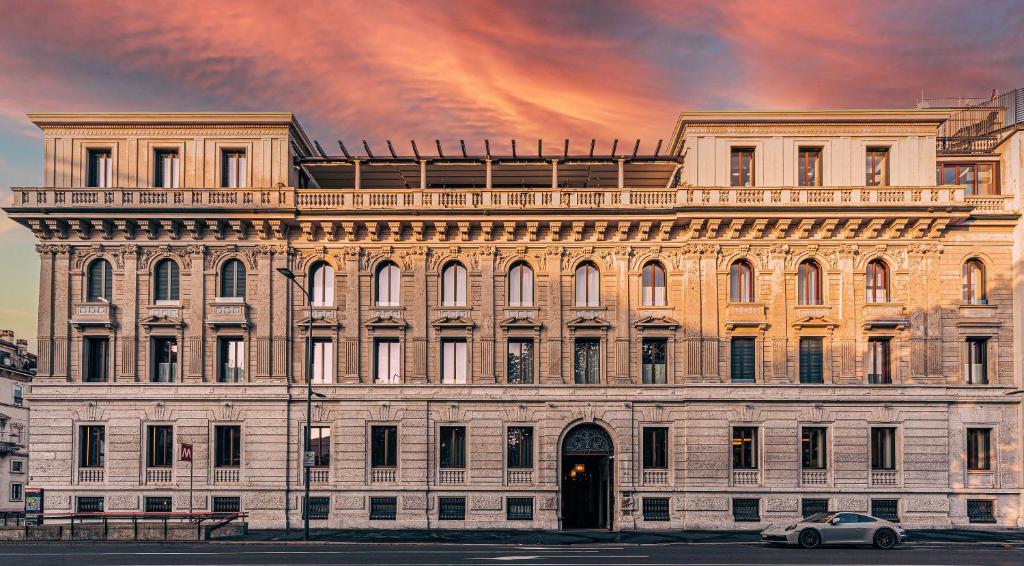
[1,0,1022,345]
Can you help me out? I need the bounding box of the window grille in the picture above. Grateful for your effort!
[802,498,829,518]
[370,497,397,520]
[304,496,330,520]
[212,496,240,513]
[732,498,760,522]
[967,500,995,524]
[506,497,534,521]
[871,499,899,522]
[145,497,172,513]
[642,497,670,521]
[76,497,104,513]
[438,496,466,520]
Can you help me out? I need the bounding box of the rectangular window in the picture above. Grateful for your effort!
[799,337,824,384]
[374,339,401,384]
[310,338,334,384]
[12,383,23,406]
[506,427,534,468]
[871,427,897,470]
[573,339,600,384]
[801,427,828,470]
[439,426,466,469]
[10,483,23,502]
[438,496,466,520]
[642,497,670,521]
[865,147,889,186]
[507,339,534,384]
[732,498,760,522]
[79,425,105,468]
[732,426,758,470]
[965,338,988,385]
[212,496,240,513]
[306,426,331,467]
[867,338,891,384]
[10,460,25,474]
[76,496,104,513]
[802,498,829,518]
[214,425,241,468]
[221,150,247,188]
[87,149,113,188]
[937,162,999,195]
[304,496,330,520]
[966,428,992,471]
[730,148,755,187]
[798,147,822,187]
[441,339,468,384]
[506,497,534,520]
[642,427,668,469]
[967,500,995,523]
[147,425,174,468]
[872,499,899,522]
[218,338,245,383]
[371,425,398,468]
[730,337,756,382]
[641,339,667,384]
[83,336,109,383]
[145,496,172,513]
[151,337,178,383]
[153,149,179,189]
[369,496,397,520]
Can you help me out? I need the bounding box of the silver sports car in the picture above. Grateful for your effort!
[761,511,907,549]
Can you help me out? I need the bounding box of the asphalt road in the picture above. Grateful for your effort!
[0,541,1022,566]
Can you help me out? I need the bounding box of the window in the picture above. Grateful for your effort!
[801,427,828,470]
[871,500,899,522]
[730,148,754,187]
[730,338,756,383]
[145,496,172,513]
[441,339,468,384]
[309,262,335,307]
[507,497,534,520]
[12,383,23,406]
[729,260,754,302]
[965,337,988,385]
[306,426,331,467]
[506,427,533,468]
[967,500,995,523]
[438,496,466,521]
[507,339,534,384]
[310,338,334,384]
[732,498,760,522]
[10,460,25,474]
[79,425,105,468]
[371,426,398,468]
[153,259,180,302]
[374,339,401,384]
[798,147,822,187]
[865,147,889,186]
[87,259,113,302]
[802,498,829,518]
[220,259,246,299]
[641,262,667,306]
[573,339,600,384]
[732,427,758,470]
[151,336,178,383]
[938,162,998,195]
[867,338,891,384]
[221,150,247,188]
[643,498,670,521]
[10,483,23,502]
[212,496,240,513]
[87,149,113,188]
[439,426,466,469]
[865,259,889,302]
[304,496,330,520]
[369,496,397,520]
[154,149,179,189]
[962,259,986,304]
[797,260,822,305]
[798,337,824,384]
[77,497,104,513]
[375,262,400,306]
[574,262,599,307]
[218,338,245,383]
[641,339,667,384]
[871,427,897,470]
[642,427,668,469]
[214,425,241,468]
[967,428,992,471]
[441,262,467,306]
[83,335,110,382]
[508,262,534,307]
[147,425,174,468]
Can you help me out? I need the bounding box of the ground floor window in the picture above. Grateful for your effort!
[304,496,330,520]
[642,497,670,521]
[506,497,534,521]
[370,496,397,520]
[438,496,466,520]
[76,497,104,513]
[732,498,760,522]
[802,498,828,518]
[9,483,23,502]
[212,496,240,513]
[967,499,995,524]
[871,499,899,522]
[144,496,172,513]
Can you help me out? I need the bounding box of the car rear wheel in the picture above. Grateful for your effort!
[873,528,897,550]
[798,528,821,549]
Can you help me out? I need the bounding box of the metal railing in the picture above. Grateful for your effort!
[20,511,247,541]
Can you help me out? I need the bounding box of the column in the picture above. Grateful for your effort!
[477,246,497,383]
[51,245,71,381]
[34,245,55,381]
[699,247,720,381]
[612,247,632,384]
[410,249,429,384]
[341,247,362,384]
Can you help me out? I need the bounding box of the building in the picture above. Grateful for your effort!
[3,95,1023,529]
[0,330,34,516]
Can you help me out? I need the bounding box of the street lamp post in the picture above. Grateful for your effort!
[277,267,314,541]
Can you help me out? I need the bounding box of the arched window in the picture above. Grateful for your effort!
[220,259,246,299]
[575,262,600,307]
[508,262,534,307]
[375,262,400,307]
[441,262,467,306]
[797,260,822,305]
[963,259,986,304]
[310,262,335,307]
[641,262,667,306]
[153,259,180,302]
[87,259,113,302]
[729,260,754,303]
[865,259,889,303]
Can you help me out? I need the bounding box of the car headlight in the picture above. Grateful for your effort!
[785,524,798,531]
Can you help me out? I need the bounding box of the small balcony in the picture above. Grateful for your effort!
[370,467,397,483]
[861,303,908,330]
[732,469,760,486]
[723,302,768,330]
[801,469,829,486]
[0,441,19,456]
[642,469,669,485]
[145,467,173,484]
[78,468,104,483]
[438,468,466,484]
[213,467,240,483]
[870,469,899,487]
[966,471,995,489]
[507,469,533,485]
[70,302,116,330]
[207,301,249,329]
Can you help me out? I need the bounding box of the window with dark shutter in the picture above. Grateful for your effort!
[642,427,668,469]
[731,338,756,382]
[220,259,246,299]
[87,259,113,302]
[154,259,180,302]
[799,337,824,383]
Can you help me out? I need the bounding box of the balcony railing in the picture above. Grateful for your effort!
[78,468,104,483]
[801,469,829,486]
[507,469,533,485]
[437,468,466,484]
[145,468,173,484]
[370,467,397,483]
[70,302,116,329]
[213,468,240,483]
[642,469,669,485]
[307,467,330,484]
[870,470,899,487]
[732,469,760,486]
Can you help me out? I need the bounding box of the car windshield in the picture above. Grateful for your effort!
[804,512,836,523]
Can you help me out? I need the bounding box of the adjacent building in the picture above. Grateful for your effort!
[4,93,1024,529]
[0,331,34,516]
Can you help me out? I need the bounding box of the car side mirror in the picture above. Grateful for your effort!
[830,518,840,525]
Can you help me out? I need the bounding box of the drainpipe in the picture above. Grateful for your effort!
[425,399,431,530]
[630,401,636,531]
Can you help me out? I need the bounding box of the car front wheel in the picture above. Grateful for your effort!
[798,529,821,549]
[873,528,897,550]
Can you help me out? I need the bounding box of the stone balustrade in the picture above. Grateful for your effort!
[370,467,397,483]
[78,468,104,483]
[642,469,669,485]
[213,467,240,483]
[437,468,466,484]
[506,469,533,485]
[870,469,899,487]
[145,468,173,484]
[801,469,829,486]
[732,469,760,486]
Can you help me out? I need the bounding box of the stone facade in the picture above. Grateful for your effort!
[5,109,1023,529]
[0,332,33,514]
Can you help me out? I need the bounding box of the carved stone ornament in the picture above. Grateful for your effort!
[562,424,613,454]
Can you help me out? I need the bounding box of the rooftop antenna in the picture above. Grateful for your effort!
[410,140,422,161]
[386,140,398,159]
[511,139,517,159]
[361,140,375,159]
[631,139,640,159]
[588,139,596,158]
[459,140,468,158]
[313,140,328,158]
[538,139,543,158]
[563,139,570,159]
[337,140,352,159]
[435,140,445,159]
[484,139,491,159]
[610,139,619,157]
[653,139,663,156]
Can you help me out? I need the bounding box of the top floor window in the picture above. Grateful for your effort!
[87,259,113,302]
[574,262,600,307]
[441,262,467,307]
[962,259,986,305]
[508,262,534,307]
[153,259,180,303]
[310,262,334,307]
[641,262,667,306]
[13,383,23,406]
[865,147,889,186]
[87,149,113,188]
[865,259,889,302]
[375,262,400,307]
[798,147,822,187]
[220,259,246,299]
[729,260,754,303]
[154,149,179,188]
[938,162,999,195]
[797,260,822,305]
[730,147,754,187]
[221,150,247,188]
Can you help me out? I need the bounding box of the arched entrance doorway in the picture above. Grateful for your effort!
[560,423,613,529]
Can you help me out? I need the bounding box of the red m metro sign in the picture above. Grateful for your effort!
[179,443,193,462]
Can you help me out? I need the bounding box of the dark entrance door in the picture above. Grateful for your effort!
[560,424,614,530]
